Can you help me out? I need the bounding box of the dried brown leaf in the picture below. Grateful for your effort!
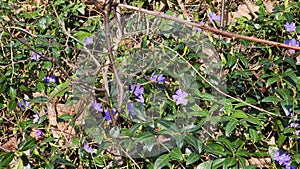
[1,137,16,151]
[263,0,275,13]
[229,1,259,22]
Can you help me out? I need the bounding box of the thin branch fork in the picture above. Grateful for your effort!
[114,3,300,51]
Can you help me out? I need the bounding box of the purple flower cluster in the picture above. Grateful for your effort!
[150,72,166,83]
[284,22,296,32]
[93,100,103,112]
[274,150,296,169]
[104,109,116,123]
[284,21,299,54]
[92,100,116,123]
[30,51,42,61]
[83,142,94,153]
[85,36,94,45]
[17,98,31,110]
[36,129,43,137]
[284,38,299,54]
[33,114,40,123]
[209,12,220,21]
[287,113,300,139]
[130,84,145,105]
[172,89,188,106]
[42,76,56,83]
[195,21,205,33]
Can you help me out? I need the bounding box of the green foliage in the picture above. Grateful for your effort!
[0,0,300,168]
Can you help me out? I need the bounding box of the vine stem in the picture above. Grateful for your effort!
[113,2,300,51]
[103,0,123,126]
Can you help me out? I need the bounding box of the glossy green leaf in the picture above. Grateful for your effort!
[197,160,213,169]
[205,143,227,157]
[218,137,235,154]
[225,119,238,136]
[266,77,279,88]
[232,110,248,119]
[154,154,170,169]
[19,137,36,151]
[186,153,200,165]
[0,152,14,166]
[249,128,259,143]
[169,147,183,161]
[222,157,236,168]
[261,96,281,102]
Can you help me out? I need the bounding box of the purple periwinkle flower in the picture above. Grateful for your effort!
[209,12,221,21]
[42,76,56,83]
[30,51,42,61]
[290,122,299,128]
[83,142,94,153]
[150,72,166,83]
[295,130,300,136]
[85,36,94,45]
[172,89,188,106]
[33,114,40,123]
[195,21,205,33]
[284,38,299,54]
[36,129,43,137]
[93,101,103,112]
[128,103,135,116]
[104,108,116,123]
[135,95,145,105]
[130,84,144,96]
[284,22,296,32]
[274,150,291,166]
[17,99,31,110]
[286,162,297,169]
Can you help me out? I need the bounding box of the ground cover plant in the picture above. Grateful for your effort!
[0,0,299,168]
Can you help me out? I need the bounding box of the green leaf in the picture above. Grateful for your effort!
[157,120,179,132]
[154,154,170,169]
[227,54,237,67]
[232,110,248,119]
[29,96,48,103]
[282,69,297,87]
[237,156,246,169]
[205,143,227,157]
[0,152,14,166]
[55,159,75,167]
[294,154,300,164]
[212,158,226,168]
[109,126,120,138]
[19,137,36,151]
[8,100,17,111]
[135,132,155,152]
[58,114,73,122]
[169,147,183,161]
[222,157,236,168]
[266,77,279,88]
[225,119,238,136]
[186,153,200,165]
[197,160,213,169]
[218,137,235,154]
[278,134,287,147]
[252,151,269,157]
[9,87,17,99]
[184,134,203,153]
[236,150,250,157]
[246,116,262,126]
[261,96,281,102]
[49,80,69,98]
[249,128,259,143]
[276,89,290,100]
